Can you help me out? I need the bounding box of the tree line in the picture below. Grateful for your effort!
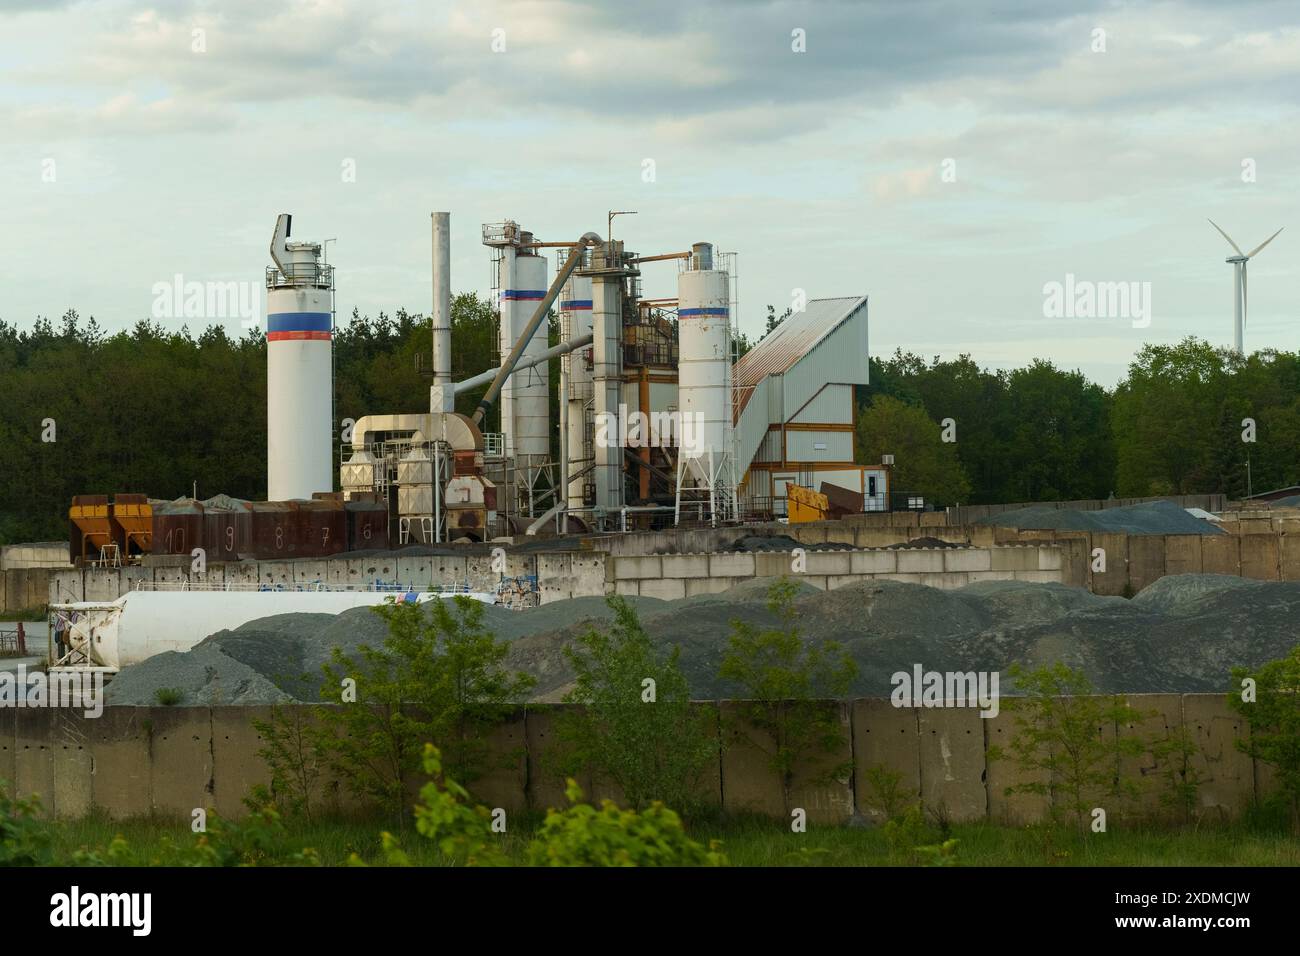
[1,302,1296,543]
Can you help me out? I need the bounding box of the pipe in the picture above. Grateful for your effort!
[269,213,292,278]
[432,212,451,384]
[559,316,569,534]
[471,232,602,428]
[453,333,593,395]
[629,251,691,264]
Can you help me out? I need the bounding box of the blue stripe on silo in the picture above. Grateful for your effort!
[501,290,546,300]
[679,307,729,317]
[267,312,333,332]
[560,300,593,310]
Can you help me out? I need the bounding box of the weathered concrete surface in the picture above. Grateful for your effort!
[1239,535,1280,581]
[88,707,151,818]
[148,707,213,817]
[718,701,783,818]
[721,699,857,824]
[917,707,987,823]
[1127,536,1167,594]
[1089,532,1129,596]
[14,708,56,812]
[851,698,919,824]
[1182,694,1254,822]
[211,706,274,819]
[1115,694,1183,823]
[982,700,1051,824]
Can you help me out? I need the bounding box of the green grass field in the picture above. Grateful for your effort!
[45,811,1300,867]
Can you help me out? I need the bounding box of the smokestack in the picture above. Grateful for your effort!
[432,212,451,384]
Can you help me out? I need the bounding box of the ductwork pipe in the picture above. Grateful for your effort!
[453,333,593,395]
[471,232,602,427]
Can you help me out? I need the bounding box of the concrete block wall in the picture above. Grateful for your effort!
[605,545,1074,597]
[2,695,1270,826]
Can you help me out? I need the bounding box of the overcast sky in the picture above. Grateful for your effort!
[2,0,1298,385]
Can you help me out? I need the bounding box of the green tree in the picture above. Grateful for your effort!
[989,663,1145,835]
[554,596,716,814]
[855,394,972,505]
[313,596,534,822]
[1229,646,1300,831]
[718,578,857,812]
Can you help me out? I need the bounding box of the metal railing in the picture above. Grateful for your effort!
[265,263,334,290]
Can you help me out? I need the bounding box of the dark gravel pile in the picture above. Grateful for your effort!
[105,574,1295,705]
[976,499,1224,535]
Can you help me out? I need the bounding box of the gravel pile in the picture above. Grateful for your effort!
[976,499,1225,535]
[105,574,1298,706]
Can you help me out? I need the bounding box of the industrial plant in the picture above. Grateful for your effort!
[66,211,885,568]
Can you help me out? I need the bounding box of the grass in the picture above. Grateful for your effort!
[43,810,1300,867]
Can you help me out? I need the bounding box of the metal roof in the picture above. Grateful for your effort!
[734,295,867,417]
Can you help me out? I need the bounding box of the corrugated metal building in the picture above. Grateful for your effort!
[733,296,885,516]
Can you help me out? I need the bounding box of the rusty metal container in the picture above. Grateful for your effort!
[69,494,115,563]
[202,496,253,562]
[297,498,347,557]
[151,498,205,556]
[345,498,389,551]
[251,500,298,559]
[112,493,153,558]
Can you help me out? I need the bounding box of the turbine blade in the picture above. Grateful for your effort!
[1246,227,1284,259]
[1208,219,1244,256]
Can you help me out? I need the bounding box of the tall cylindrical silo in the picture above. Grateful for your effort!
[500,250,550,459]
[561,273,594,509]
[677,247,730,458]
[267,241,333,500]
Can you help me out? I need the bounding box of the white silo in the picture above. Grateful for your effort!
[496,245,551,458]
[675,242,736,523]
[267,214,334,501]
[560,273,594,509]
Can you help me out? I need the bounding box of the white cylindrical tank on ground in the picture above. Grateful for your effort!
[677,249,731,457]
[267,240,334,500]
[56,590,496,670]
[561,274,594,509]
[498,250,550,458]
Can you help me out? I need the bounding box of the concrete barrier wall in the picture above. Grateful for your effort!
[50,525,1298,612]
[608,544,1075,595]
[0,695,1273,825]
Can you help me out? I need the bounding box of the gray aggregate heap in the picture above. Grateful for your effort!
[105,574,1297,705]
[975,499,1225,535]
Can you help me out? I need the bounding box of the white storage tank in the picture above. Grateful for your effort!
[677,243,731,457]
[267,221,334,501]
[54,589,496,671]
[498,248,550,459]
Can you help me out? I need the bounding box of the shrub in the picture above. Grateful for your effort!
[718,578,856,811]
[153,688,183,706]
[554,596,715,815]
[989,662,1145,835]
[1230,645,1300,831]
[311,596,534,823]
[0,783,51,866]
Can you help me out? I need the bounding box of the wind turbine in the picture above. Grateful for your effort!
[1207,219,1283,355]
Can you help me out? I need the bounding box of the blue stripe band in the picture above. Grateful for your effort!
[679,307,729,317]
[267,312,333,332]
[502,290,546,300]
[560,300,593,309]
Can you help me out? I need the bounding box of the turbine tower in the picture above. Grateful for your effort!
[1207,220,1283,355]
